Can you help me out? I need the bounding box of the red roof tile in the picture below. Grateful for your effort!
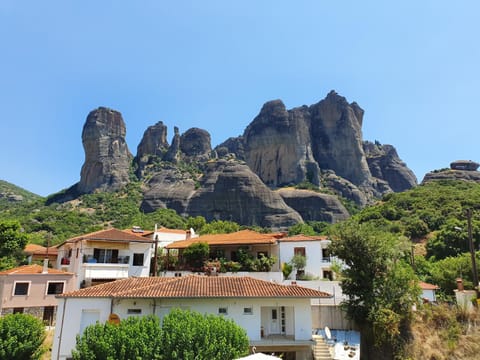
[0,264,73,275]
[166,230,283,249]
[59,275,332,299]
[419,281,439,290]
[57,228,153,247]
[24,244,59,255]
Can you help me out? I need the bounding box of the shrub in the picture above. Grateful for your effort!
[0,313,46,360]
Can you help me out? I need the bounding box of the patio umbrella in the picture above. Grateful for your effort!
[236,353,282,360]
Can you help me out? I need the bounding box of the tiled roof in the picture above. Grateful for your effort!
[158,227,190,235]
[24,244,59,255]
[0,264,73,276]
[279,235,329,242]
[419,281,439,290]
[57,228,153,247]
[165,230,284,249]
[122,228,154,237]
[59,275,332,299]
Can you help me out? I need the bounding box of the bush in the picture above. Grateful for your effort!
[161,308,249,360]
[72,315,163,360]
[0,313,46,360]
[183,242,209,271]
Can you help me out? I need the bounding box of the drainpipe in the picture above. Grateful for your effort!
[56,298,67,360]
[111,297,114,314]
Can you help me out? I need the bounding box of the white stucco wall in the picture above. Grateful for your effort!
[279,241,328,278]
[52,296,313,360]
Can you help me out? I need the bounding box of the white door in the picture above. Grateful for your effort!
[269,308,280,334]
[79,310,100,335]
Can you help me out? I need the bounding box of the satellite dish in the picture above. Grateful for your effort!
[324,326,331,340]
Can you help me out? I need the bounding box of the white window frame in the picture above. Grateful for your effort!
[13,281,31,296]
[127,309,142,315]
[45,280,66,295]
[218,307,228,315]
[243,306,253,315]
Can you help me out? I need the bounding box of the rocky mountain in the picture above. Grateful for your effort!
[422,160,480,184]
[50,91,417,229]
[218,91,417,204]
[78,107,133,193]
[0,180,41,206]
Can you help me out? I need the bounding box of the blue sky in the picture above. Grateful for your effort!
[1,1,479,196]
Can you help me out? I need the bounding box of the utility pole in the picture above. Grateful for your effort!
[466,209,479,299]
[152,224,159,277]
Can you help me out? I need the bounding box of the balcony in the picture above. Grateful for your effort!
[82,263,129,280]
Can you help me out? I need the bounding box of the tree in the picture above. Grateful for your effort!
[72,315,163,360]
[0,220,28,270]
[0,313,46,360]
[288,223,315,236]
[329,221,420,357]
[161,308,249,360]
[182,242,209,270]
[289,254,307,279]
[200,220,240,235]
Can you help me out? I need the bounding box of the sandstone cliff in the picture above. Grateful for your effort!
[77,107,132,193]
[218,91,416,206]
[50,91,418,229]
[141,159,303,229]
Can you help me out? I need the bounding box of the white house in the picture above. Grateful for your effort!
[278,235,334,280]
[52,275,332,360]
[122,225,199,249]
[55,228,154,289]
[419,281,439,303]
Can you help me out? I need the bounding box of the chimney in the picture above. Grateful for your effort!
[42,258,49,274]
[456,278,464,291]
[186,229,191,240]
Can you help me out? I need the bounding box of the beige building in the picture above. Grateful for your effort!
[0,263,75,325]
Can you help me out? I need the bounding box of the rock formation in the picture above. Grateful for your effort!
[276,188,350,223]
[179,128,212,160]
[135,121,169,177]
[77,107,132,194]
[363,141,417,192]
[217,91,416,206]
[50,90,418,228]
[141,159,303,229]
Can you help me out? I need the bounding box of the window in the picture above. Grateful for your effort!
[243,307,253,315]
[13,308,24,314]
[271,309,277,320]
[294,247,306,257]
[218,307,228,315]
[14,282,29,296]
[93,248,119,263]
[127,309,142,315]
[47,282,65,295]
[133,253,144,266]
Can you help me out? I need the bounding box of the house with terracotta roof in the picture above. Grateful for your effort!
[278,235,335,280]
[52,275,332,360]
[24,243,58,264]
[164,229,284,274]
[419,281,439,302]
[0,263,74,325]
[122,225,199,248]
[55,228,154,289]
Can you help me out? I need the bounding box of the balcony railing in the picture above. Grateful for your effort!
[83,263,129,279]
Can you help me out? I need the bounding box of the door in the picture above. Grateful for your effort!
[79,310,100,334]
[270,308,280,334]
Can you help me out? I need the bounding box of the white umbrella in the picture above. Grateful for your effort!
[236,353,282,360]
